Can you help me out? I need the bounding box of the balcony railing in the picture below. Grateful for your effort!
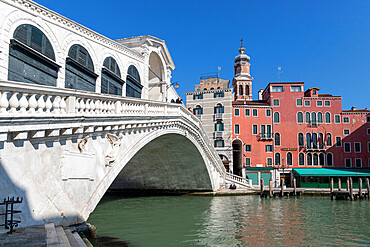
[214,131,223,139]
[259,133,273,140]
[306,146,326,152]
[214,113,223,121]
[309,121,318,127]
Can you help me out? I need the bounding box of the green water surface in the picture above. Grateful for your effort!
[88,195,370,247]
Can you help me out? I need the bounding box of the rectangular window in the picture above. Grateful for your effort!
[304,101,310,107]
[266,109,271,117]
[193,94,203,100]
[344,143,351,153]
[316,101,323,107]
[367,116,370,123]
[336,137,342,147]
[235,124,240,135]
[345,158,352,168]
[296,99,303,106]
[214,140,224,147]
[213,92,224,98]
[273,99,280,106]
[267,158,273,166]
[334,115,340,123]
[354,142,361,153]
[265,145,273,152]
[272,86,284,92]
[215,123,224,131]
[368,128,370,135]
[234,108,240,116]
[245,158,251,166]
[355,158,362,168]
[245,109,250,116]
[252,109,258,117]
[343,117,349,123]
[343,129,350,135]
[290,86,301,92]
[324,100,331,106]
[252,125,257,135]
[368,142,370,152]
[245,144,251,152]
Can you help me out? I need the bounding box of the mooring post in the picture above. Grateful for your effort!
[269,179,273,198]
[358,178,363,199]
[260,178,264,197]
[347,177,350,191]
[281,178,284,197]
[330,178,334,200]
[338,178,341,191]
[349,177,354,201]
[366,178,370,200]
[293,178,297,196]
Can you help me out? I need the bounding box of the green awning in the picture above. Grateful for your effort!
[293,168,370,177]
[246,167,273,171]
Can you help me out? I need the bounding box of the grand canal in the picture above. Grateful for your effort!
[88,195,370,246]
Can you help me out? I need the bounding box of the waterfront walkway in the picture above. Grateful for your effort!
[0,223,88,247]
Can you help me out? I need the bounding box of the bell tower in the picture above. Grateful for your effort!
[232,38,253,101]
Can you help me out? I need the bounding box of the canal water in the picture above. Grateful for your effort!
[88,195,370,246]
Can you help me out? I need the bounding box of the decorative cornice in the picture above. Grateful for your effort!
[185,88,233,95]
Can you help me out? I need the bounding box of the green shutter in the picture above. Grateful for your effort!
[193,95,196,100]
[200,108,203,114]
[221,106,224,113]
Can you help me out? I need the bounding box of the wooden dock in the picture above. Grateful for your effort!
[260,178,304,198]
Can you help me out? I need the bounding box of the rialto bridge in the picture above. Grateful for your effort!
[0,0,249,227]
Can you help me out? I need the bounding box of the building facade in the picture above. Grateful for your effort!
[188,43,370,187]
[186,76,233,171]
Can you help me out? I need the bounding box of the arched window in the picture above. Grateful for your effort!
[66,44,97,92]
[325,112,331,123]
[299,153,305,166]
[306,133,311,149]
[326,133,332,146]
[318,112,323,123]
[275,153,281,166]
[298,133,304,147]
[307,153,312,166]
[313,153,318,166]
[287,152,293,166]
[245,86,249,95]
[9,24,59,86]
[274,133,281,146]
[126,65,142,98]
[319,153,325,166]
[311,112,317,124]
[210,87,214,90]
[239,85,243,95]
[101,57,123,96]
[273,112,280,123]
[203,88,207,90]
[327,153,333,166]
[214,103,224,114]
[305,112,311,123]
[193,105,203,115]
[312,133,318,149]
[318,133,324,149]
[297,112,303,123]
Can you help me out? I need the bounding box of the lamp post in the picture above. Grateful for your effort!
[167,81,179,89]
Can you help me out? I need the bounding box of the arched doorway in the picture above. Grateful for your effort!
[148,52,164,101]
[232,139,243,176]
[219,154,230,172]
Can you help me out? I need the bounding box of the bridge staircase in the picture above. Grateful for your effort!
[225,172,253,188]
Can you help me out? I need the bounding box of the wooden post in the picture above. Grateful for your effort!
[330,178,334,200]
[293,178,297,196]
[346,177,350,191]
[358,178,363,199]
[269,179,273,198]
[366,178,370,200]
[260,178,264,197]
[281,178,284,197]
[338,178,341,191]
[349,177,354,201]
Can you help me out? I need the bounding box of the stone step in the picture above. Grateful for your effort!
[72,232,89,247]
[45,222,59,247]
[64,229,87,247]
[55,226,71,247]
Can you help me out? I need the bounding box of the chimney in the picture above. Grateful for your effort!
[351,106,356,111]
[258,89,263,100]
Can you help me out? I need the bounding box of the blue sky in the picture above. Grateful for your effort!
[35,0,369,110]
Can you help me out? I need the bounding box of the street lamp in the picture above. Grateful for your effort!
[167,81,179,89]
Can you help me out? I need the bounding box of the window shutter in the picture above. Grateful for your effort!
[221,106,224,113]
[214,107,216,114]
[200,108,203,114]
[14,25,28,44]
[221,123,224,131]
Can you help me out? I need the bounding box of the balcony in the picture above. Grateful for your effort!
[309,121,318,127]
[259,133,273,140]
[214,113,223,121]
[306,145,326,152]
[214,131,223,139]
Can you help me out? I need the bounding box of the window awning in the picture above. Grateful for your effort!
[293,168,370,177]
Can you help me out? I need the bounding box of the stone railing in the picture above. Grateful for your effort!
[225,172,252,187]
[0,81,181,117]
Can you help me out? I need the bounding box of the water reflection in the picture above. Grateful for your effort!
[88,195,370,247]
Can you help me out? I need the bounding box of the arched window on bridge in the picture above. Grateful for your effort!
[65,44,97,92]
[8,24,59,86]
[101,57,124,96]
[126,65,142,98]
